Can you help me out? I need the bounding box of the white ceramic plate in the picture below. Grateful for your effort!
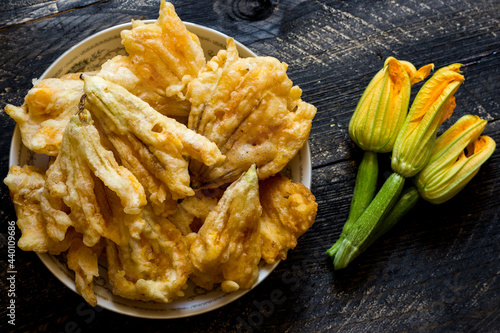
[9,21,312,318]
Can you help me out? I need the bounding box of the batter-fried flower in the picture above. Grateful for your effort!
[83,75,225,201]
[259,173,317,264]
[4,165,75,253]
[44,108,147,246]
[106,206,192,303]
[187,39,316,188]
[98,0,206,119]
[4,74,84,156]
[189,164,262,292]
[67,237,105,307]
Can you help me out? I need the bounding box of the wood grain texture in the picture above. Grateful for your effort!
[1,0,499,332]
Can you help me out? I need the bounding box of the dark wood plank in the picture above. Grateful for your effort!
[0,0,499,332]
[0,0,105,30]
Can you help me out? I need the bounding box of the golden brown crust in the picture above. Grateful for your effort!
[3,165,75,254]
[4,75,84,156]
[187,39,316,188]
[189,165,262,291]
[106,207,192,303]
[259,173,317,264]
[98,0,206,118]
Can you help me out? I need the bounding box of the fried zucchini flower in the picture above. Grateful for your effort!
[187,39,316,188]
[44,108,147,247]
[98,0,206,118]
[83,75,225,204]
[259,173,317,264]
[67,237,105,307]
[189,164,262,292]
[167,194,218,235]
[4,165,75,254]
[4,165,104,306]
[106,206,192,303]
[415,115,496,204]
[4,74,84,156]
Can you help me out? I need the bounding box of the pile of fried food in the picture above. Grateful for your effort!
[3,1,317,306]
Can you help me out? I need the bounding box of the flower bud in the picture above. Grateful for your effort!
[349,57,432,153]
[391,64,465,177]
[415,115,495,204]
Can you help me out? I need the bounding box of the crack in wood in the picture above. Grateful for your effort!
[0,0,105,31]
[460,49,500,68]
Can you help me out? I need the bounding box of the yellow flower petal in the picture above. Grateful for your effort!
[415,113,495,204]
[400,61,434,85]
[391,64,464,177]
[349,57,411,153]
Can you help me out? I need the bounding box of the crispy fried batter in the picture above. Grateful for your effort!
[168,193,219,235]
[44,109,146,246]
[4,75,84,156]
[4,165,74,254]
[187,39,317,188]
[40,184,73,243]
[98,0,205,119]
[106,206,192,303]
[67,237,104,307]
[92,115,178,216]
[83,75,225,200]
[189,164,262,291]
[259,173,317,264]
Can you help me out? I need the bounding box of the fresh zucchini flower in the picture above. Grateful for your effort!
[349,57,432,153]
[327,57,433,267]
[392,64,465,178]
[415,115,496,204]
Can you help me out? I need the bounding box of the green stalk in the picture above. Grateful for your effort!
[333,172,405,269]
[358,186,420,254]
[326,150,378,257]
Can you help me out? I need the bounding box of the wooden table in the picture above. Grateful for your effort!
[1,0,499,332]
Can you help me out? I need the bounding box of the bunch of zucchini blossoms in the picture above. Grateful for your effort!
[326,58,496,270]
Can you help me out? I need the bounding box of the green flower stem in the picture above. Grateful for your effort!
[333,172,405,269]
[359,186,420,254]
[326,150,378,257]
